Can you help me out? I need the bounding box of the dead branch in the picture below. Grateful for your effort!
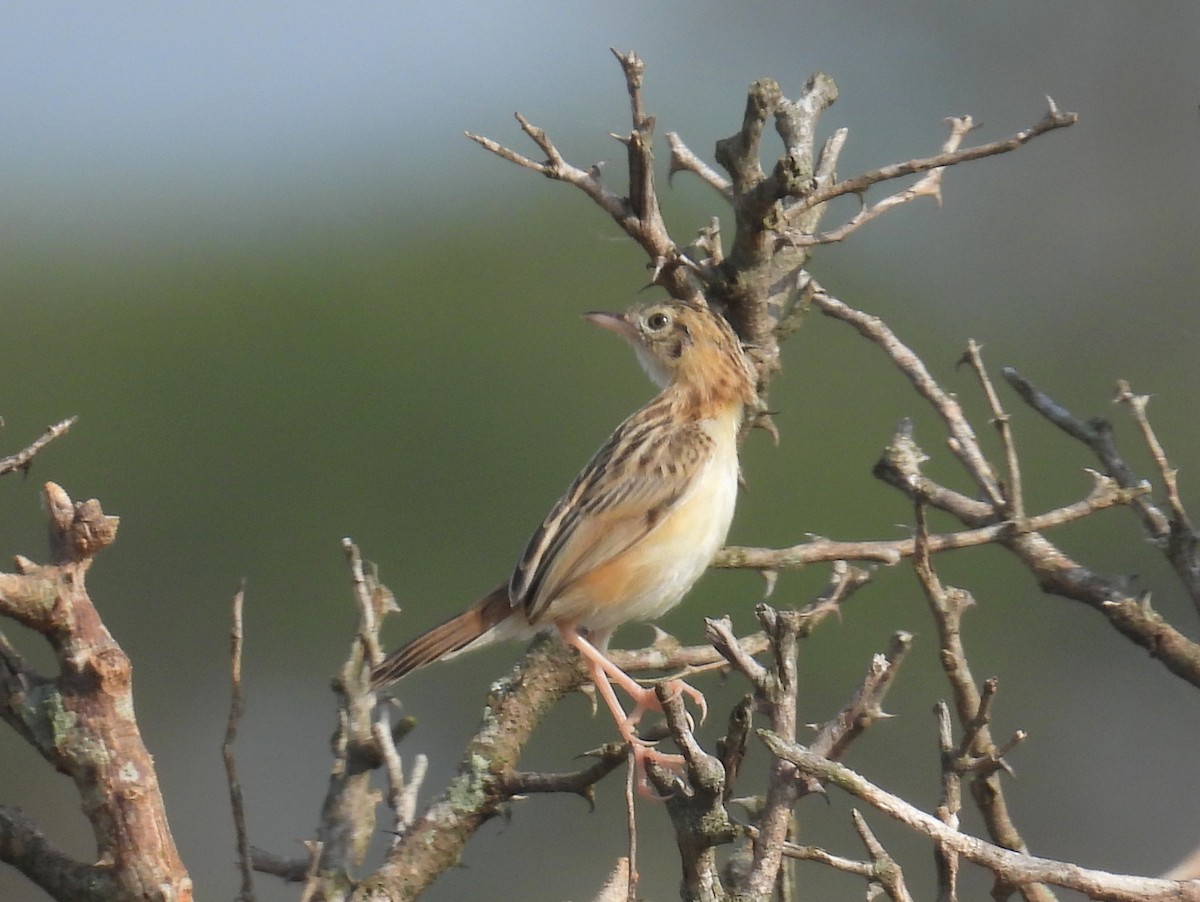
[781,97,1077,230]
[759,732,1200,902]
[716,470,1145,571]
[0,483,192,900]
[913,502,1051,902]
[810,280,1200,689]
[1005,368,1200,616]
[0,416,77,477]
[223,581,255,902]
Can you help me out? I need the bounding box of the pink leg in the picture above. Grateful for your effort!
[560,627,708,794]
[562,628,708,726]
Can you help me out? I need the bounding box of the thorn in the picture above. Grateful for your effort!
[649,626,681,653]
[761,569,778,598]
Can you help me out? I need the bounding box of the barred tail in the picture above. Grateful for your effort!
[370,584,513,688]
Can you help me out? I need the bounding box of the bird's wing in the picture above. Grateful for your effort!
[510,407,712,623]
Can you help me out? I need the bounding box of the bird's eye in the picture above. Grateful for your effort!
[646,310,671,331]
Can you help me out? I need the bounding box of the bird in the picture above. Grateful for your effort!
[370,299,758,782]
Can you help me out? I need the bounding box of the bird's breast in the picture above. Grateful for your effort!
[565,418,740,632]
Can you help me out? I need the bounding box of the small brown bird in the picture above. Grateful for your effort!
[371,300,757,778]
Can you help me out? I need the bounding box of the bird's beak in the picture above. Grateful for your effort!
[584,310,636,342]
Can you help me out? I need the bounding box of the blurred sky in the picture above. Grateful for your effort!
[3,3,1200,901]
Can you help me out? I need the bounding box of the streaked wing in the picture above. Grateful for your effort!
[510,402,713,622]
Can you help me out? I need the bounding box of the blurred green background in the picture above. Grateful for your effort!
[2,3,1199,900]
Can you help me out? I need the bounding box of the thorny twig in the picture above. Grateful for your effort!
[759,733,1200,902]
[223,581,255,902]
[780,98,1077,233]
[0,416,77,477]
[913,488,1051,902]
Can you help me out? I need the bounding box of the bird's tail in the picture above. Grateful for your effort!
[370,584,515,688]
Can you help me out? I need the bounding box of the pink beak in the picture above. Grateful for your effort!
[584,310,636,342]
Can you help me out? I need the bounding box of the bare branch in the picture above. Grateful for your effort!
[223,581,255,902]
[1003,367,1170,538]
[717,469,1144,571]
[913,503,1053,902]
[655,686,736,899]
[666,131,732,199]
[466,52,702,306]
[962,339,1026,521]
[814,282,1200,689]
[745,604,805,897]
[809,279,1005,506]
[0,416,77,477]
[934,702,963,902]
[0,483,191,899]
[781,115,973,247]
[783,98,1077,226]
[1114,380,1200,616]
[759,732,1200,902]
[0,805,119,899]
[852,810,915,902]
[810,631,913,762]
[371,636,582,898]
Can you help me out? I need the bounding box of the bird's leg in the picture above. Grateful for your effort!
[562,627,708,727]
[560,626,712,797]
[561,628,685,796]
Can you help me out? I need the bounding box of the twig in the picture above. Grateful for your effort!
[810,631,912,762]
[809,279,1006,506]
[0,416,77,477]
[625,757,638,902]
[780,115,973,247]
[666,131,732,199]
[962,339,1025,521]
[1002,367,1170,542]
[466,50,702,306]
[852,810,915,902]
[1114,379,1200,616]
[248,848,308,882]
[373,707,426,846]
[934,702,962,902]
[223,580,255,902]
[1114,381,1191,534]
[496,750,627,802]
[716,469,1143,570]
[913,502,1053,902]
[745,604,804,897]
[759,732,1200,902]
[782,98,1076,227]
